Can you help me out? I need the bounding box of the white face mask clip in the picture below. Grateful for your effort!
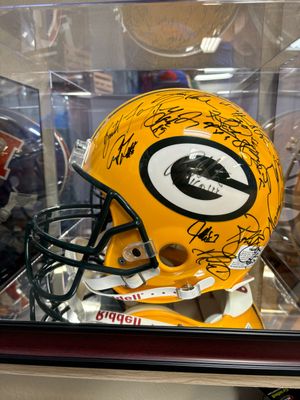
[122,240,156,262]
[69,139,91,170]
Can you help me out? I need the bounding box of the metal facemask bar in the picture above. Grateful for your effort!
[25,162,159,313]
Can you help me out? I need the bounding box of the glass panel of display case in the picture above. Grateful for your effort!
[0,0,299,341]
[0,77,42,291]
[0,2,290,75]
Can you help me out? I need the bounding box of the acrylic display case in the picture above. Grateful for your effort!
[0,0,300,389]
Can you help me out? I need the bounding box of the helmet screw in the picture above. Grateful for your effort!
[118,257,126,265]
[182,283,194,291]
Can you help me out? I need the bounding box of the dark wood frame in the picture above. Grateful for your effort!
[1,321,300,375]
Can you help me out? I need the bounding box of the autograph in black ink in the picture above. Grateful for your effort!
[103,116,124,159]
[191,213,269,281]
[188,221,220,244]
[192,248,231,281]
[143,105,202,137]
[222,213,267,257]
[106,133,137,169]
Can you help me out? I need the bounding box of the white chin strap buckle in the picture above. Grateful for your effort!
[177,277,215,300]
[177,284,201,299]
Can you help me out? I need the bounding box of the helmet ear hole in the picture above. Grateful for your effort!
[159,244,188,267]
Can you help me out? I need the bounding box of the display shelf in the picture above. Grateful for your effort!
[0,363,299,388]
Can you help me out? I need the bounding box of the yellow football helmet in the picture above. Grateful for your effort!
[124,303,263,329]
[26,88,283,319]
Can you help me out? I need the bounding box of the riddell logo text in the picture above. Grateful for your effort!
[96,311,142,325]
[114,293,142,301]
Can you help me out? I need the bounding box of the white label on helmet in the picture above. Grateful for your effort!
[140,137,257,221]
[229,245,264,269]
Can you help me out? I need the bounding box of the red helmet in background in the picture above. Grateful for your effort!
[0,108,69,290]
